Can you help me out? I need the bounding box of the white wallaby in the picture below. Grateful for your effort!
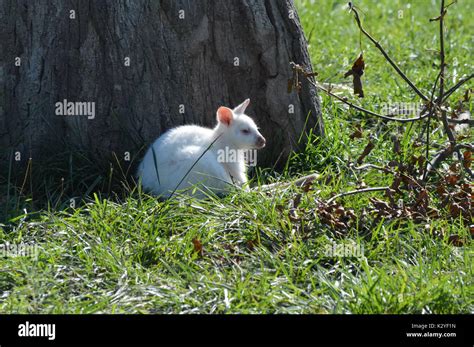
[136,99,266,198]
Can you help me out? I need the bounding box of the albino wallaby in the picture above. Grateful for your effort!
[136,99,266,198]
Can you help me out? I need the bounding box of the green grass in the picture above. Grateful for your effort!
[0,0,472,313]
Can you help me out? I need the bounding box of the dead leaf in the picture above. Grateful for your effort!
[414,189,429,209]
[446,174,459,186]
[448,202,462,217]
[344,54,365,97]
[247,239,258,251]
[192,238,203,256]
[357,140,375,164]
[462,151,472,169]
[301,179,314,193]
[462,88,471,103]
[391,175,402,192]
[436,184,448,197]
[448,234,465,247]
[349,124,363,139]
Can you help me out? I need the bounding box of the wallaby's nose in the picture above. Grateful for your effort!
[256,135,266,148]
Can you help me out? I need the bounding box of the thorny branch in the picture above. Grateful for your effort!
[287,0,473,207]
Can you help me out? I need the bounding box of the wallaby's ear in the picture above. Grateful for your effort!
[233,98,250,114]
[217,106,234,126]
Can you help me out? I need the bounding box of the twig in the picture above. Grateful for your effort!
[353,163,426,190]
[423,70,443,180]
[440,73,473,103]
[310,70,472,124]
[435,0,472,178]
[438,0,446,102]
[349,6,429,101]
[436,0,456,146]
[305,75,432,123]
[254,173,320,192]
[353,163,389,172]
[425,143,473,177]
[327,186,389,204]
[447,118,473,125]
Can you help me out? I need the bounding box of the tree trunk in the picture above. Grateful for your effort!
[0,0,322,187]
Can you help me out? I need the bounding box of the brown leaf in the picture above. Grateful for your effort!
[388,160,399,167]
[461,183,472,194]
[370,198,391,211]
[335,206,345,216]
[462,88,471,103]
[448,202,462,217]
[247,239,258,251]
[436,184,448,197]
[448,234,465,247]
[349,124,363,139]
[301,179,314,193]
[427,207,440,218]
[357,140,375,164]
[192,238,203,256]
[446,174,459,186]
[462,151,472,169]
[344,54,365,97]
[391,175,402,192]
[414,189,429,209]
[449,162,460,173]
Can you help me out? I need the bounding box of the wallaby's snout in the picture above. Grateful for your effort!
[256,135,266,149]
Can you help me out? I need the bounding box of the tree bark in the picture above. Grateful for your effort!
[0,0,322,184]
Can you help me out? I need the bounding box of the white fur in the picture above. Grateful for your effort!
[136,99,265,199]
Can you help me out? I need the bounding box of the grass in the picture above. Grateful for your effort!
[0,0,472,313]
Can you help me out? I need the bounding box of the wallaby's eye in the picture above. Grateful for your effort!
[241,129,250,135]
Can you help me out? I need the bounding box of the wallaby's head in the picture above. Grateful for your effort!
[215,99,266,149]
